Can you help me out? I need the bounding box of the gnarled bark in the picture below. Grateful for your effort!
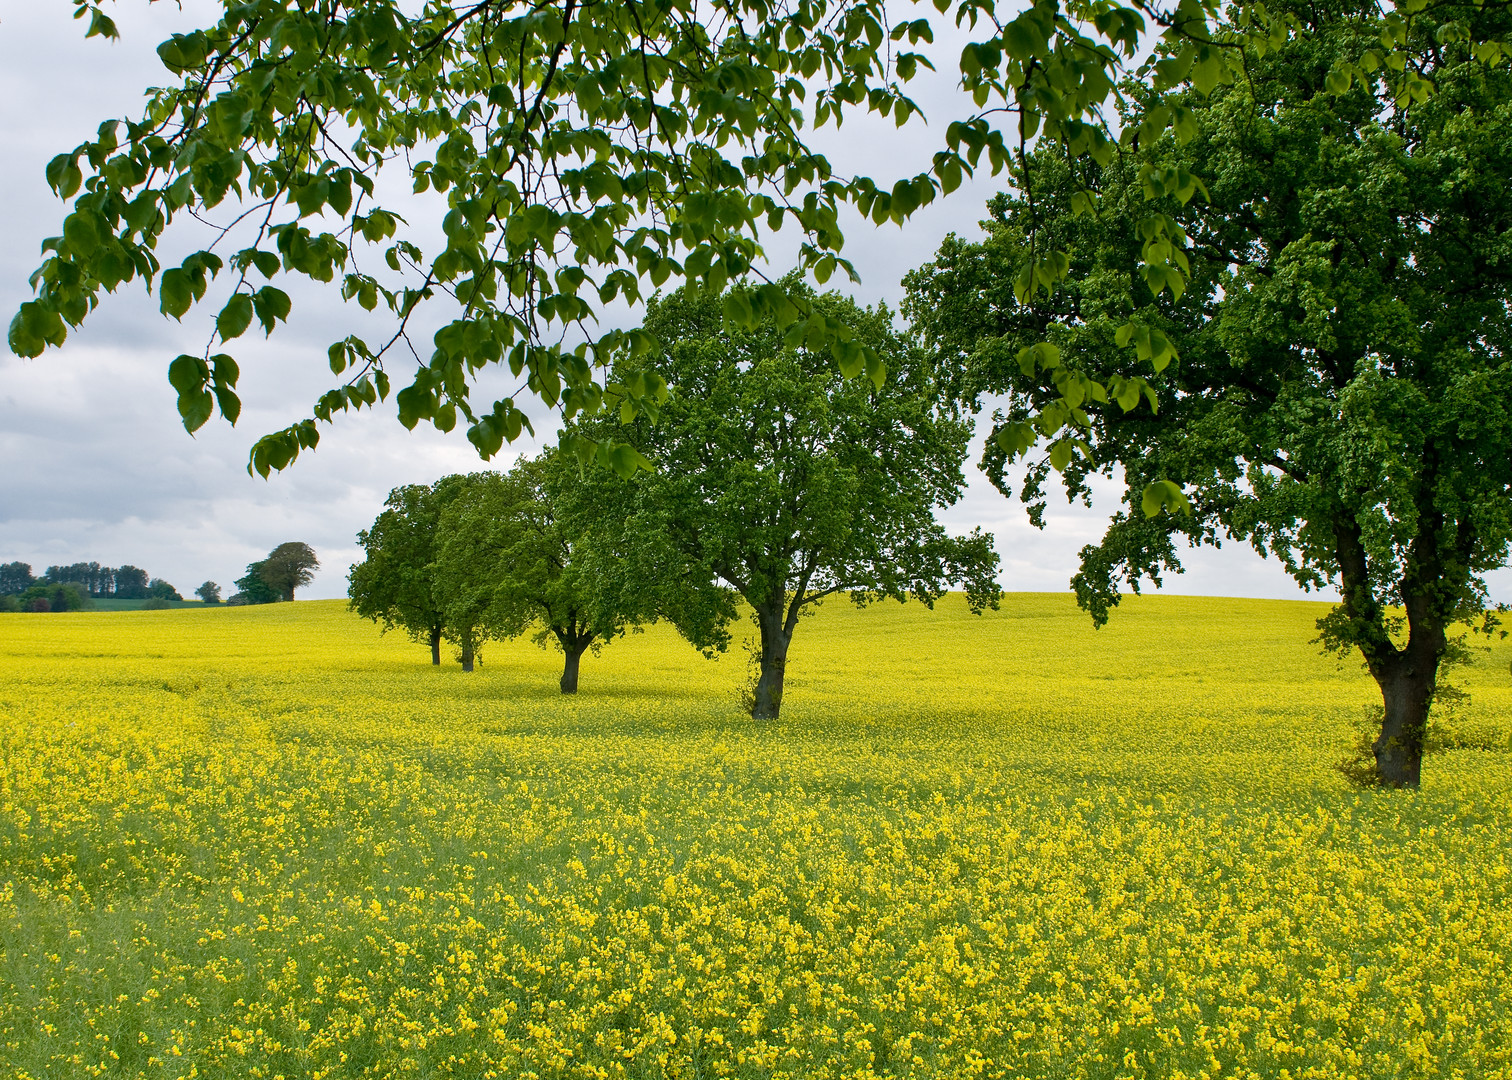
[1373,662,1433,788]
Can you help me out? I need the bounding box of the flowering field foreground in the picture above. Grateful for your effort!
[2,595,1511,1080]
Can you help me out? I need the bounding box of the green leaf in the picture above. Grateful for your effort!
[216,293,254,340]
[9,303,67,357]
[168,354,213,432]
[46,154,83,199]
[832,337,865,379]
[158,269,193,320]
[722,290,755,329]
[252,287,291,334]
[1140,480,1190,518]
[63,212,100,256]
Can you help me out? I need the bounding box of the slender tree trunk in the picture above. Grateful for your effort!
[429,625,442,666]
[460,631,475,673]
[561,642,587,694]
[751,604,793,720]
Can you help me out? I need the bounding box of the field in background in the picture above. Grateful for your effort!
[84,599,208,612]
[2,596,1510,1079]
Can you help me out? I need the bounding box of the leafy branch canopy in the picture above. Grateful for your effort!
[14,0,1504,488]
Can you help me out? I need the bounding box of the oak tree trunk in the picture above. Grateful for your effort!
[1371,662,1435,788]
[429,625,442,666]
[561,643,586,694]
[751,605,793,720]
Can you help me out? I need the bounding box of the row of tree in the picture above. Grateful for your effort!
[0,561,162,599]
[0,560,186,611]
[1,547,318,611]
[12,0,1509,786]
[351,285,1001,717]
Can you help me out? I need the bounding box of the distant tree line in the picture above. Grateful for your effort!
[0,560,183,612]
[351,283,1000,716]
[1,545,317,613]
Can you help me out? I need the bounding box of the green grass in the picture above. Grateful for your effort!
[81,598,208,611]
[0,595,1509,1079]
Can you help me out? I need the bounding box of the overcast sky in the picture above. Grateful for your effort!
[4,1,1495,606]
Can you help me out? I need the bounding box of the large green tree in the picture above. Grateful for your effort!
[349,476,466,664]
[905,0,1512,787]
[14,0,1446,486]
[578,281,1001,719]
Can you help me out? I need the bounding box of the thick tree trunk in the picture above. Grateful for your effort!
[429,625,442,666]
[561,644,586,694]
[460,635,475,673]
[751,605,793,720]
[1372,664,1434,788]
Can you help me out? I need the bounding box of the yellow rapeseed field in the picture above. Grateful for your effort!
[2,594,1510,1080]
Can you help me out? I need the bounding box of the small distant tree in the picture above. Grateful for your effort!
[578,281,1002,719]
[140,597,172,610]
[258,542,319,602]
[231,561,281,605]
[195,581,222,604]
[0,562,33,596]
[113,565,149,600]
[434,454,653,693]
[429,474,505,673]
[148,578,182,601]
[349,477,467,665]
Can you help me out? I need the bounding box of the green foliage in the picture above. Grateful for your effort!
[571,279,1001,716]
[429,454,652,689]
[148,578,183,602]
[0,596,20,614]
[19,583,93,613]
[140,597,173,611]
[349,478,466,653]
[232,562,282,606]
[258,542,320,602]
[195,581,222,604]
[113,566,150,600]
[0,562,35,596]
[19,0,1459,473]
[428,474,507,669]
[905,0,1512,784]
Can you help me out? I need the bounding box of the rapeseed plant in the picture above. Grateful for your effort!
[0,596,1509,1078]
